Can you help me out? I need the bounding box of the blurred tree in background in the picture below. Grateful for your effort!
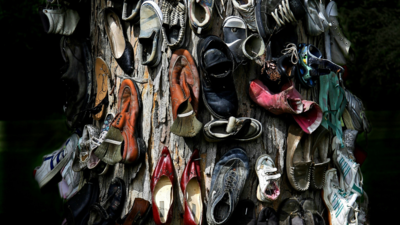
[337,0,400,110]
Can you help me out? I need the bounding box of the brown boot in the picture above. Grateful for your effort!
[112,79,145,164]
[169,49,202,137]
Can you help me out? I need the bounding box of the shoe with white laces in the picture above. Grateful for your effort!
[232,0,257,31]
[34,134,79,188]
[332,137,363,196]
[322,168,358,225]
[255,154,281,202]
[255,0,306,41]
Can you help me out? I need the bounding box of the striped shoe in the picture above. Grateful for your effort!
[34,134,79,188]
[332,141,363,196]
[322,168,358,225]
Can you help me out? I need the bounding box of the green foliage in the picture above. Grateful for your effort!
[336,0,400,110]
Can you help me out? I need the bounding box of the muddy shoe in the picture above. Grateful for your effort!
[286,125,312,191]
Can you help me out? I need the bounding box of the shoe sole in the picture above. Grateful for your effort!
[131,79,146,164]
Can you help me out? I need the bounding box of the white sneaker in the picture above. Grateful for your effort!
[323,168,358,225]
[332,139,363,196]
[255,154,281,202]
[232,0,257,31]
[34,134,79,188]
[58,150,81,200]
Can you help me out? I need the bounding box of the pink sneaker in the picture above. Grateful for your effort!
[249,79,322,134]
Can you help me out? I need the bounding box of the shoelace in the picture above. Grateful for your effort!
[281,43,299,64]
[271,0,297,27]
[224,171,238,192]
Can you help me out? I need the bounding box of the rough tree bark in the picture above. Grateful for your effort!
[88,0,326,224]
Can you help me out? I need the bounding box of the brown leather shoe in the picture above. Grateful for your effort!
[169,49,202,137]
[112,79,145,164]
[121,198,152,225]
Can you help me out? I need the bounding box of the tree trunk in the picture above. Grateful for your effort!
[88,0,326,224]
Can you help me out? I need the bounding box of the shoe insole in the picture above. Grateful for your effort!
[213,193,230,223]
[139,35,155,63]
[154,176,173,223]
[193,2,205,24]
[107,13,125,58]
[293,134,312,164]
[186,179,202,224]
[244,37,262,57]
[163,25,180,44]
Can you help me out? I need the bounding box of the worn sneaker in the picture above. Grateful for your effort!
[207,147,249,225]
[161,0,187,48]
[322,168,358,225]
[188,0,213,34]
[343,89,371,134]
[58,151,81,200]
[255,154,281,202]
[332,139,363,196]
[139,1,163,67]
[34,134,79,188]
[223,16,247,65]
[255,0,305,41]
[232,0,257,31]
[203,116,262,142]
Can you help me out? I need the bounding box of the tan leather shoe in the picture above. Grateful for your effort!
[112,79,145,164]
[286,124,312,191]
[169,49,202,137]
[93,57,110,120]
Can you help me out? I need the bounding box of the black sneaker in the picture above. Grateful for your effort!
[206,148,249,225]
[255,0,305,41]
[198,36,238,119]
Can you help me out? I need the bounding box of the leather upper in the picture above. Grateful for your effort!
[180,149,202,225]
[169,49,200,120]
[112,79,142,164]
[198,36,238,119]
[151,147,175,225]
[122,198,151,225]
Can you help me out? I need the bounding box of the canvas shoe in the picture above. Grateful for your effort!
[161,0,187,48]
[332,137,363,197]
[232,0,257,31]
[122,0,143,23]
[34,134,79,188]
[58,150,81,200]
[207,147,249,225]
[139,1,163,67]
[188,0,213,34]
[322,168,358,225]
[255,0,305,41]
[255,154,281,202]
[203,117,262,142]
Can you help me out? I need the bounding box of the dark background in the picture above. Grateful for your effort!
[0,0,398,224]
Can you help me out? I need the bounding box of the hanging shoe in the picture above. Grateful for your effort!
[188,0,213,34]
[112,79,146,164]
[206,147,249,225]
[304,0,330,36]
[332,137,364,197]
[310,126,330,189]
[301,198,326,225]
[231,0,257,31]
[249,79,322,134]
[322,168,358,225]
[34,134,79,188]
[39,6,80,35]
[72,124,100,172]
[151,147,175,225]
[93,57,110,120]
[252,207,278,225]
[169,49,202,137]
[161,0,187,48]
[326,1,351,65]
[223,16,247,65]
[255,154,281,202]
[181,149,203,225]
[342,89,371,134]
[198,36,238,119]
[278,197,306,225]
[122,0,143,23]
[103,8,134,74]
[255,0,306,41]
[286,124,312,191]
[120,198,152,225]
[139,1,163,67]
[203,116,262,142]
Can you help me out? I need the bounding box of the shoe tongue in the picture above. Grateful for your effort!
[204,49,232,77]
